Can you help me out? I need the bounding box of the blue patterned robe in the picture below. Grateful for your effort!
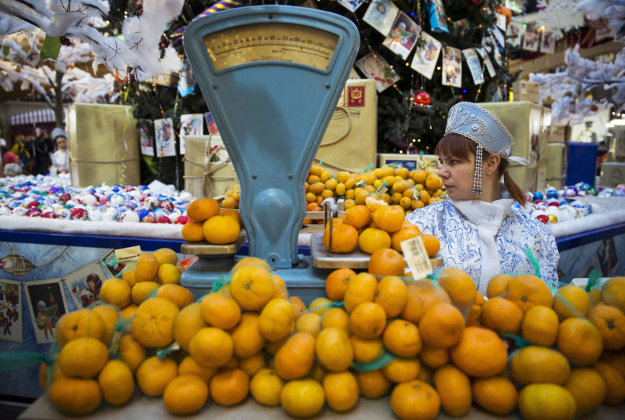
[405,199,559,294]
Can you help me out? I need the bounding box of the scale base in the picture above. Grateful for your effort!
[180,255,330,305]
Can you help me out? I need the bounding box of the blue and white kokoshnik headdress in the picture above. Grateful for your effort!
[444,102,528,195]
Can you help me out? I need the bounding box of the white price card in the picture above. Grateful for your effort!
[401,235,433,280]
[115,246,142,264]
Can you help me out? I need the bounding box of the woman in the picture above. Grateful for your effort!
[49,128,70,175]
[406,102,559,294]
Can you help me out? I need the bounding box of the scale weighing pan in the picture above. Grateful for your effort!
[183,5,359,278]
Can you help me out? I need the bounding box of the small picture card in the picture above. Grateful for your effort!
[507,21,524,47]
[522,26,540,52]
[483,36,503,66]
[427,0,449,34]
[476,47,496,78]
[64,261,108,309]
[496,13,507,32]
[138,119,155,156]
[462,48,484,85]
[204,112,220,135]
[180,113,204,155]
[25,278,68,344]
[490,26,506,49]
[355,52,401,93]
[115,245,142,264]
[442,46,462,88]
[540,30,556,54]
[337,0,366,13]
[0,279,23,343]
[363,0,400,37]
[410,31,442,80]
[208,136,230,163]
[382,12,420,60]
[100,250,127,278]
[401,236,433,280]
[154,117,176,157]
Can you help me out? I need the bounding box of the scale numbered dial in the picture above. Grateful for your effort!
[203,22,339,71]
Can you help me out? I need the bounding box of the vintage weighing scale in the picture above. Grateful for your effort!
[181,5,360,298]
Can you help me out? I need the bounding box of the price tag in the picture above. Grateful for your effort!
[115,246,142,264]
[401,236,433,280]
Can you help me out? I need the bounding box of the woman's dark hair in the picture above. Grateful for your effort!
[435,133,526,206]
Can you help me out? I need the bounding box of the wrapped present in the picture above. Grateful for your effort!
[315,79,377,174]
[183,135,237,198]
[67,104,140,187]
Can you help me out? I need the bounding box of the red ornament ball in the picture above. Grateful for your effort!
[415,91,432,105]
[469,0,483,5]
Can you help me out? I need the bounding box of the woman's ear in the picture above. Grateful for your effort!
[484,154,501,176]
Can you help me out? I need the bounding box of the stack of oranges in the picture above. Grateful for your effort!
[182,198,242,245]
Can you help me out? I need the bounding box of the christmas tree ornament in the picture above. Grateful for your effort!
[415,90,432,105]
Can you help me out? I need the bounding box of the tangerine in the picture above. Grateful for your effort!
[203,214,241,245]
[187,198,220,222]
[163,374,209,415]
[210,368,249,406]
[368,248,406,277]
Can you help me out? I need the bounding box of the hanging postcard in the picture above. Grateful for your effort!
[356,52,401,93]
[540,30,556,54]
[0,279,22,343]
[427,0,449,34]
[522,25,540,52]
[180,114,204,155]
[382,11,420,60]
[338,0,366,13]
[363,0,400,37]
[410,31,442,80]
[204,112,220,135]
[476,47,496,78]
[25,278,68,344]
[63,261,108,309]
[100,250,127,278]
[177,60,196,98]
[489,27,506,49]
[496,13,507,32]
[483,36,503,67]
[154,118,176,157]
[507,21,524,48]
[462,49,484,85]
[138,119,155,156]
[442,46,462,88]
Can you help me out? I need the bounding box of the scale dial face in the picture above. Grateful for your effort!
[203,22,339,71]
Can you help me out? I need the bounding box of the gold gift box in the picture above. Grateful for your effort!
[184,135,237,198]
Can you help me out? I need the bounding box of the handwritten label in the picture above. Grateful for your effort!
[401,236,433,280]
[115,246,142,264]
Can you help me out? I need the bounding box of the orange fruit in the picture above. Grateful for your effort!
[342,204,372,229]
[315,327,353,372]
[358,227,392,255]
[295,312,322,336]
[466,292,485,327]
[231,256,271,273]
[343,272,378,313]
[219,207,241,224]
[91,304,119,345]
[308,296,333,316]
[437,267,477,314]
[518,383,577,420]
[433,364,471,416]
[419,345,449,369]
[238,352,267,378]
[229,266,274,311]
[135,356,178,397]
[390,380,440,420]
[55,308,106,348]
[323,371,359,412]
[97,359,135,406]
[210,368,249,406]
[554,284,591,319]
[121,268,136,288]
[57,337,108,379]
[480,296,524,335]
[120,304,137,320]
[189,327,233,368]
[382,319,422,358]
[323,222,359,253]
[131,281,160,305]
[374,275,408,318]
[521,304,559,346]
[472,376,518,415]
[163,374,209,415]
[250,368,282,406]
[289,295,307,319]
[557,317,603,366]
[187,198,220,222]
[200,292,241,330]
[119,334,146,374]
[178,355,217,383]
[418,303,465,349]
[382,358,421,383]
[156,263,181,285]
[274,332,316,380]
[134,253,159,283]
[155,283,193,309]
[131,297,179,348]
[173,302,207,353]
[425,174,443,191]
[280,379,325,417]
[421,234,441,257]
[350,335,384,364]
[391,227,421,253]
[601,276,625,312]
[588,303,625,351]
[100,278,131,309]
[182,221,205,242]
[449,326,508,378]
[258,298,295,342]
[48,377,102,415]
[350,302,387,340]
[231,313,266,358]
[271,274,288,299]
[593,361,625,405]
[486,273,512,299]
[368,247,406,277]
[506,274,554,312]
[320,307,350,334]
[600,351,625,379]
[153,248,178,266]
[509,345,571,385]
[402,280,450,325]
[325,267,357,302]
[564,368,607,415]
[203,214,241,245]
[372,205,405,233]
[356,369,392,398]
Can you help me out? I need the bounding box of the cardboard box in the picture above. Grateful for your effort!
[377,153,441,171]
[513,80,540,104]
[599,162,625,188]
[546,143,566,189]
[67,104,140,187]
[183,135,237,198]
[316,79,377,174]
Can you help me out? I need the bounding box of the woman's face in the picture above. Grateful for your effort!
[438,152,476,201]
[57,137,68,150]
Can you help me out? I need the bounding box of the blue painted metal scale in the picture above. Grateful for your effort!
[181,5,360,299]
